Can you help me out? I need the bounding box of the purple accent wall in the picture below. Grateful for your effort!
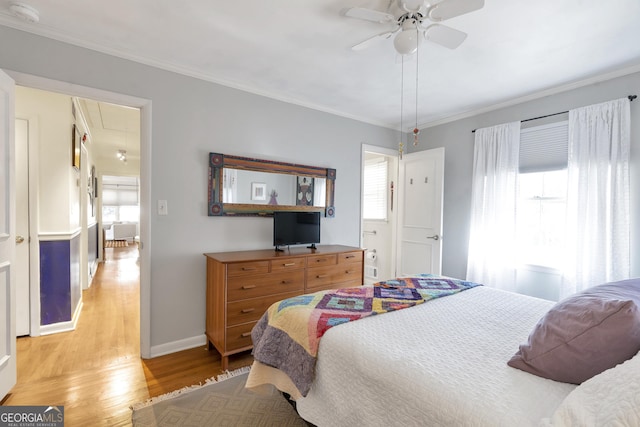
[40,240,72,325]
[40,234,82,327]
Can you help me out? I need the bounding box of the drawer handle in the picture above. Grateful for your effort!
[241,332,252,338]
[282,262,296,267]
[241,267,256,271]
[281,280,290,284]
[316,274,328,279]
[345,255,355,259]
[241,285,257,290]
[316,259,327,263]
[345,270,354,274]
[241,308,255,313]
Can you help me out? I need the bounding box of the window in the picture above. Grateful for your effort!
[516,121,568,269]
[517,170,567,268]
[102,175,140,223]
[363,158,388,220]
[102,206,117,223]
[118,205,140,222]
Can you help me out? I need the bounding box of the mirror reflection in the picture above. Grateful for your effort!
[223,169,326,207]
[208,152,335,217]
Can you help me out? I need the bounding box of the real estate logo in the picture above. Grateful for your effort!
[0,406,64,427]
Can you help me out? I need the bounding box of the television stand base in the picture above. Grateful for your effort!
[307,244,317,250]
[274,246,285,252]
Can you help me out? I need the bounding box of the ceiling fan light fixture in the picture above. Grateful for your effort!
[394,26,419,55]
[8,2,39,23]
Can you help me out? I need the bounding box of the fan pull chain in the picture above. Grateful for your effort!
[413,29,420,147]
[399,54,405,159]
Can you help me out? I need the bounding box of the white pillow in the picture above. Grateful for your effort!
[540,351,640,426]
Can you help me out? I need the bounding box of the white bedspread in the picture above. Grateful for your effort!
[295,286,577,427]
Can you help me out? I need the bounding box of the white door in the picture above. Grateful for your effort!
[396,147,444,276]
[15,118,29,335]
[0,69,17,399]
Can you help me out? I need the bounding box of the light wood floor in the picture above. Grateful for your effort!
[2,245,253,426]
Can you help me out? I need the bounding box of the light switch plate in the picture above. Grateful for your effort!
[158,199,168,215]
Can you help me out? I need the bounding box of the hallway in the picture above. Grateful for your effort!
[2,245,252,425]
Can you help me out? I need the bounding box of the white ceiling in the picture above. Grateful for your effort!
[78,98,140,161]
[2,0,640,130]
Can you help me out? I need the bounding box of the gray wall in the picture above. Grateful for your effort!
[411,71,640,281]
[0,26,397,351]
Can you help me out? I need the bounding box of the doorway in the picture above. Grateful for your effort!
[10,70,151,357]
[360,144,399,283]
[360,145,445,281]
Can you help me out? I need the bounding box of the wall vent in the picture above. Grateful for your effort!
[365,265,378,279]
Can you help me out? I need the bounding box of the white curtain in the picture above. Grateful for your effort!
[466,122,521,290]
[563,98,630,296]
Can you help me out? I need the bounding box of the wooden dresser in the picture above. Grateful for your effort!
[204,245,364,369]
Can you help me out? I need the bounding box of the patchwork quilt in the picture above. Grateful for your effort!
[251,274,481,396]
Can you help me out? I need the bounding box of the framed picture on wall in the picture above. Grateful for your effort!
[72,124,81,170]
[251,182,267,201]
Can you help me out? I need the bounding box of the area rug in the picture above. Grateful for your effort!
[131,366,308,426]
[105,239,128,248]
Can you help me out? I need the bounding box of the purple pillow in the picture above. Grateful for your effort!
[508,279,640,384]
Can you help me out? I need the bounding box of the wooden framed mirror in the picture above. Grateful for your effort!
[208,153,336,217]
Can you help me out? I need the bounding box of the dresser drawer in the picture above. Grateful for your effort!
[228,270,304,301]
[271,257,306,271]
[225,322,255,352]
[307,254,337,268]
[306,278,363,294]
[227,260,270,277]
[306,264,362,289]
[227,291,300,326]
[339,251,363,265]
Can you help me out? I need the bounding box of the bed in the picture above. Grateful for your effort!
[246,276,640,426]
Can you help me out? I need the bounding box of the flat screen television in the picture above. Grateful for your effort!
[273,211,320,251]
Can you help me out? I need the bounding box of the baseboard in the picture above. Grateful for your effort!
[40,299,83,336]
[86,259,99,289]
[149,334,208,358]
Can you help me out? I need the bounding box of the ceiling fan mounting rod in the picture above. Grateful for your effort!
[397,12,424,25]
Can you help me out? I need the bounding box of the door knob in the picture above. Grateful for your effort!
[427,234,439,241]
[16,235,25,244]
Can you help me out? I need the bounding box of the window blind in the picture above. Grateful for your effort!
[519,121,568,173]
[363,158,387,220]
[102,184,139,205]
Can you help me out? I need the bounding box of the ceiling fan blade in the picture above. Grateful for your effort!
[427,0,484,22]
[424,24,467,49]
[341,7,396,24]
[351,30,396,51]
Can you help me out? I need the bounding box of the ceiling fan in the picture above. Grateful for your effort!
[342,0,484,54]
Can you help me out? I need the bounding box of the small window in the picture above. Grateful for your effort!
[363,158,388,221]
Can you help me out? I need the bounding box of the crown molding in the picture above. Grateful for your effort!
[418,63,640,129]
[0,19,394,130]
[2,18,638,132]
